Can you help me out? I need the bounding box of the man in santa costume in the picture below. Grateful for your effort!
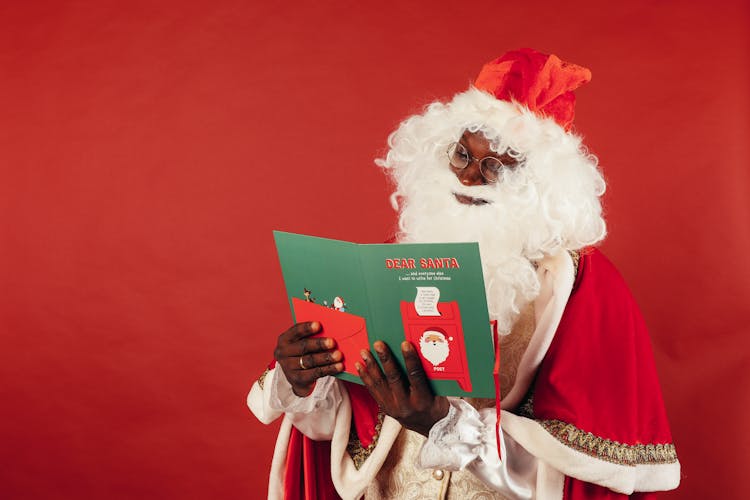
[248,48,680,499]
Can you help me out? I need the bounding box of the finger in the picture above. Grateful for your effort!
[284,321,322,342]
[355,358,372,386]
[373,341,408,400]
[356,352,386,406]
[298,350,343,371]
[277,336,336,359]
[402,341,432,396]
[358,349,386,393]
[356,362,380,405]
[297,362,344,384]
[277,323,322,359]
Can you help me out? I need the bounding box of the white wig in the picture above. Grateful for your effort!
[377,87,606,331]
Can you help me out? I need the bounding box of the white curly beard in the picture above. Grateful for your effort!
[396,168,542,334]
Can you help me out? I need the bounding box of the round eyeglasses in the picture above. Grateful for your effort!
[446,142,508,184]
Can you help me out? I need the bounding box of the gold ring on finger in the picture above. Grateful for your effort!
[299,356,308,370]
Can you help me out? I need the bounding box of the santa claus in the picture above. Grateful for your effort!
[419,330,451,367]
[332,296,346,312]
[248,48,680,499]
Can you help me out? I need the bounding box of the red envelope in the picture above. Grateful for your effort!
[292,298,370,377]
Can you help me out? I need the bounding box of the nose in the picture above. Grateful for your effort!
[455,159,485,186]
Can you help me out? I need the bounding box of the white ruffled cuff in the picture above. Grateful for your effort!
[418,398,498,471]
[269,367,338,414]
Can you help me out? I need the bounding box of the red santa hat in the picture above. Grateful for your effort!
[474,48,591,131]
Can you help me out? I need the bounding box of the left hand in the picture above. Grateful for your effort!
[356,340,449,436]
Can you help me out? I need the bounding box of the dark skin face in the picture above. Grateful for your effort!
[274,129,516,435]
[452,130,520,205]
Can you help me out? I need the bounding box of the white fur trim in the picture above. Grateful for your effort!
[249,370,404,499]
[267,417,292,500]
[502,250,574,409]
[329,389,402,499]
[536,460,565,500]
[501,412,681,494]
[247,369,283,425]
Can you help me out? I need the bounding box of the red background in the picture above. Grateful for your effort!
[1,1,748,498]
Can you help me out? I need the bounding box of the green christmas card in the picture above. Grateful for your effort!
[274,231,496,398]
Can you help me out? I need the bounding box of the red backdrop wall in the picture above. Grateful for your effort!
[1,1,748,498]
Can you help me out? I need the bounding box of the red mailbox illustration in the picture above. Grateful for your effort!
[400,300,472,392]
[292,298,370,377]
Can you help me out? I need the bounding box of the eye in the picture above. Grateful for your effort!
[483,158,503,172]
[481,158,504,181]
[448,143,471,167]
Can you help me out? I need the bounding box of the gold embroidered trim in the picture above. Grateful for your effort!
[347,411,385,470]
[516,386,535,419]
[568,249,580,279]
[257,368,270,390]
[539,419,678,466]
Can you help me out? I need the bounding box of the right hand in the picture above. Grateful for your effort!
[274,321,344,397]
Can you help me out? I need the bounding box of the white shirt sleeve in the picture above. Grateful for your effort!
[418,398,538,499]
[247,365,343,441]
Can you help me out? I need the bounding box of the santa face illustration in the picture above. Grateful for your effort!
[333,296,345,311]
[419,330,450,366]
